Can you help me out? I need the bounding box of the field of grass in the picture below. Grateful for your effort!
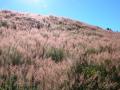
[0,11,120,90]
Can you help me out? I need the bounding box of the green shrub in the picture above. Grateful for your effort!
[106,28,112,31]
[71,59,120,90]
[83,65,98,77]
[75,62,107,78]
[46,47,65,62]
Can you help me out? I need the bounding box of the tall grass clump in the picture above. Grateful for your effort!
[0,20,9,28]
[46,47,65,62]
[0,75,39,90]
[0,47,24,66]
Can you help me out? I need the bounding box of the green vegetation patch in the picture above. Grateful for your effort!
[46,47,65,62]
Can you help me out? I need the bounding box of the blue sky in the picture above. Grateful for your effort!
[0,0,120,31]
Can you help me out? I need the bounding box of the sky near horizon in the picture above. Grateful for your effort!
[0,0,120,31]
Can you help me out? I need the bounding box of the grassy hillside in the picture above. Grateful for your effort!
[0,10,120,90]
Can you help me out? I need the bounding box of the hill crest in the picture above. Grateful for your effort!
[0,10,103,31]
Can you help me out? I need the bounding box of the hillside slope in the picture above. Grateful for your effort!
[0,10,120,90]
[0,10,103,31]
